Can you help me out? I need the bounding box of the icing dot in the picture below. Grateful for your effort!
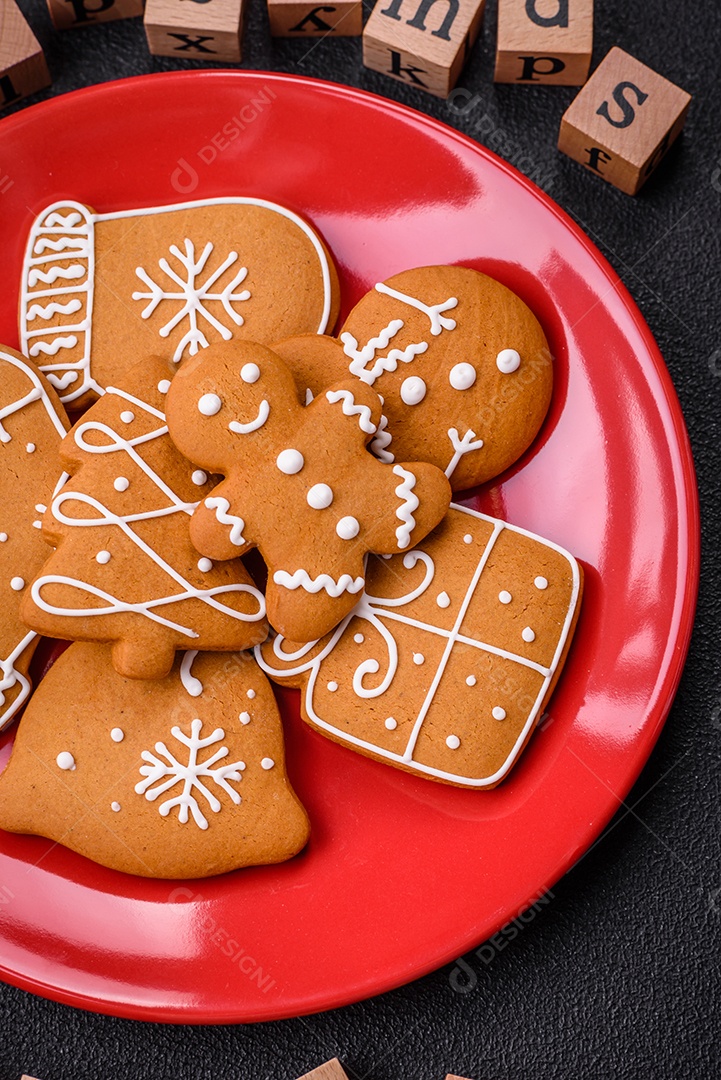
[327,681,338,692]
[449,362,477,390]
[276,448,304,475]
[157,379,171,394]
[120,410,134,424]
[33,521,42,529]
[111,801,121,812]
[247,689,256,699]
[96,550,111,564]
[307,483,333,509]
[385,717,398,730]
[10,577,24,591]
[497,348,521,374]
[56,751,75,770]
[26,443,35,453]
[535,576,548,590]
[336,516,360,540]
[413,653,425,666]
[114,476,129,492]
[191,470,208,486]
[110,728,124,743]
[304,388,314,405]
[446,735,461,750]
[240,363,260,384]
[400,375,427,406]
[198,393,222,416]
[492,707,507,721]
[466,675,476,687]
[35,503,46,513]
[239,711,251,725]
[261,757,275,770]
[354,633,364,643]
[522,626,536,643]
[499,590,512,604]
[197,557,213,572]
[0,533,6,542]
[463,534,473,544]
[436,591,450,608]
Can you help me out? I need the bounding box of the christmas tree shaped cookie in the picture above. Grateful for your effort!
[165,340,452,642]
[0,345,70,731]
[19,197,341,408]
[21,355,267,680]
[0,645,309,878]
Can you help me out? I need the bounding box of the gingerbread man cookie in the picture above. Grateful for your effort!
[165,341,452,642]
[0,345,70,732]
[258,504,583,788]
[0,645,309,878]
[20,197,340,408]
[21,355,267,680]
[273,265,553,491]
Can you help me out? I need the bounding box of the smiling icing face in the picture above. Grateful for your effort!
[273,265,554,492]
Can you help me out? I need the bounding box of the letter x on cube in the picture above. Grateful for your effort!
[558,46,692,195]
[144,0,245,62]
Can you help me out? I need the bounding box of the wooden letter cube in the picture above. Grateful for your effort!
[363,0,486,99]
[144,0,245,62]
[267,0,362,37]
[558,46,692,195]
[297,1062,349,1080]
[494,0,593,85]
[45,0,144,31]
[0,0,50,112]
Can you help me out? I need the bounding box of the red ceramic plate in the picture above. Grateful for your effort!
[0,72,699,1023]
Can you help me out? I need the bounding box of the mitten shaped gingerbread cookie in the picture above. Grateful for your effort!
[258,504,583,788]
[273,265,552,491]
[165,341,452,642]
[21,355,267,680]
[0,645,309,878]
[0,346,70,731]
[19,198,340,408]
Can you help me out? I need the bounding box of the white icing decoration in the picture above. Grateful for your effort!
[437,591,450,609]
[246,689,256,699]
[370,413,394,463]
[204,496,246,546]
[445,428,484,479]
[354,633,364,643]
[274,569,365,597]
[198,393,222,416]
[192,470,207,486]
[111,727,124,742]
[228,399,270,435]
[499,590,512,604]
[28,266,85,288]
[446,735,461,750]
[28,335,80,359]
[497,348,521,374]
[56,751,76,770]
[35,503,46,513]
[325,389,377,434]
[96,550,111,564]
[327,681,338,692]
[385,717,397,730]
[114,476,130,492]
[158,379,171,394]
[400,376,426,406]
[10,578,25,591]
[136,717,244,829]
[198,557,213,572]
[307,483,333,509]
[492,707,506,720]
[449,363,477,390]
[413,653,425,666]
[392,465,418,550]
[0,630,36,733]
[31,388,265,636]
[240,363,260,383]
[26,298,83,321]
[276,449,304,475]
[463,534,473,544]
[336,516,360,540]
[111,801,121,812]
[522,626,536,643]
[120,410,134,424]
[0,534,6,541]
[260,758,275,770]
[535,576,548,590]
[26,443,35,453]
[466,675,476,687]
[180,650,203,697]
[304,388,314,405]
[239,711,251,725]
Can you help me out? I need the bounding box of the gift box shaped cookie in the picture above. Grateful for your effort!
[258,504,583,788]
[19,197,340,407]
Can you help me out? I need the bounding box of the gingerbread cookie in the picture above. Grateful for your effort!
[21,354,267,680]
[0,645,309,878]
[258,504,583,788]
[273,265,553,491]
[19,197,341,408]
[0,345,70,732]
[165,340,452,642]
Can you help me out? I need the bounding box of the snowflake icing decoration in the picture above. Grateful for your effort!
[132,238,251,362]
[136,717,245,830]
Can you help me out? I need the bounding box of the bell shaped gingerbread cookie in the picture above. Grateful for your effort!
[165,341,452,643]
[273,265,552,491]
[21,355,267,680]
[258,504,583,788]
[19,198,340,408]
[0,645,309,878]
[0,345,70,731]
